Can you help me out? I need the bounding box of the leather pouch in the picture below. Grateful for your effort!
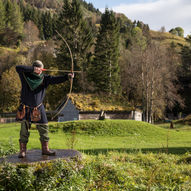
[16,105,26,121]
[31,107,41,122]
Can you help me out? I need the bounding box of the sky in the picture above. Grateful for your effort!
[86,0,191,36]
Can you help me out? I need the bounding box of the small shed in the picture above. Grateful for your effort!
[57,98,142,122]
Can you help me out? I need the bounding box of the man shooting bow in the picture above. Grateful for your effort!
[16,60,74,158]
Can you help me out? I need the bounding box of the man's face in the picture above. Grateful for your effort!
[38,65,43,75]
[34,66,43,75]
[33,60,44,75]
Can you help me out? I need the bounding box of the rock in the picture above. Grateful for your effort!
[0,149,82,164]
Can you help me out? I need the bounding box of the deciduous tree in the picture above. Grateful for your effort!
[0,66,21,112]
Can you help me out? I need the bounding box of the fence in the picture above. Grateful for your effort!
[0,113,16,123]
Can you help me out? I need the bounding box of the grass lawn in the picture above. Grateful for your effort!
[0,120,191,155]
[1,120,191,190]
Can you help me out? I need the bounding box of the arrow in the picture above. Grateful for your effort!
[41,69,81,73]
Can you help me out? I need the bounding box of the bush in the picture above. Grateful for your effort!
[0,163,34,191]
[0,138,17,157]
[1,152,191,190]
[0,159,85,191]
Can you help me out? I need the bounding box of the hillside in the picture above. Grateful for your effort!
[0,40,46,75]
[0,0,190,118]
[150,30,188,48]
[24,0,100,14]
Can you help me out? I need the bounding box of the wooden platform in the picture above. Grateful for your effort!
[0,149,82,164]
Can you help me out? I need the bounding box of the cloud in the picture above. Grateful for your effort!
[111,0,191,36]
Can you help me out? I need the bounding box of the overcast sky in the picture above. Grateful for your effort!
[87,0,191,36]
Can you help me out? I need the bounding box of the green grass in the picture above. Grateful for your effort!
[150,30,189,52]
[150,30,187,44]
[1,120,191,155]
[2,152,191,190]
[1,120,191,190]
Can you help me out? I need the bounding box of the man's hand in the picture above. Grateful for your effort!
[68,73,74,79]
[34,67,42,75]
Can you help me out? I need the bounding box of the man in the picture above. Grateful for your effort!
[16,60,74,158]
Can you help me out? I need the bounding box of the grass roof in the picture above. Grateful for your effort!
[69,93,134,111]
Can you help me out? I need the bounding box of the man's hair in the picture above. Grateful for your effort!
[32,60,44,68]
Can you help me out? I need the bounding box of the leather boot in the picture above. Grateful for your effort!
[18,142,27,158]
[41,141,56,156]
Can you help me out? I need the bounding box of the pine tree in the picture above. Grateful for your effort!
[90,9,121,95]
[11,1,24,34]
[42,12,53,40]
[52,13,58,36]
[19,2,43,38]
[177,44,191,114]
[4,0,23,34]
[56,0,94,92]
[180,42,191,78]
[37,10,44,39]
[0,0,6,31]
[4,0,13,28]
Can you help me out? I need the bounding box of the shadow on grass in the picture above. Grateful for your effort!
[79,147,191,155]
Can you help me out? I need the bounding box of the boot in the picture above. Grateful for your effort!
[18,142,27,158]
[41,141,56,156]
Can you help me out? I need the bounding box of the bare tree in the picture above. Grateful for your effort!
[121,41,183,122]
[23,20,40,43]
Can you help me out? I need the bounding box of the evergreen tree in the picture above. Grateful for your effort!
[22,3,33,21]
[4,0,13,29]
[37,10,44,39]
[52,13,58,36]
[0,0,24,46]
[42,12,53,39]
[0,0,6,31]
[56,0,94,92]
[176,44,191,114]
[28,6,39,25]
[4,0,23,34]
[11,1,24,34]
[20,3,44,39]
[90,9,121,95]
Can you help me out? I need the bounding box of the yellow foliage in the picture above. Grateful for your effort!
[0,66,21,112]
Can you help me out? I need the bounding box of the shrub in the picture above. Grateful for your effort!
[0,159,85,191]
[0,138,17,157]
[1,152,191,190]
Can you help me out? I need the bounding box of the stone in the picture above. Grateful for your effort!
[0,149,82,164]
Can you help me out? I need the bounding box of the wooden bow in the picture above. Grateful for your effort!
[51,30,74,120]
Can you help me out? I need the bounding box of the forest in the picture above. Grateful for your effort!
[0,0,191,122]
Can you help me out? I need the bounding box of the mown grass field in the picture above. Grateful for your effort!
[0,120,191,155]
[1,120,191,190]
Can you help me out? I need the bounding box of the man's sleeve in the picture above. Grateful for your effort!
[45,75,68,86]
[16,65,34,74]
